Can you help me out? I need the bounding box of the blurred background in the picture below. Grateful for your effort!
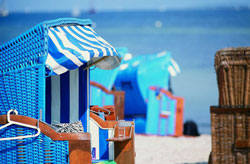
[1,0,250,134]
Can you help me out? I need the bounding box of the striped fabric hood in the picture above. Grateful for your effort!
[46,23,121,75]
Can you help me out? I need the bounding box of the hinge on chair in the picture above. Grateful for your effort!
[233,144,250,153]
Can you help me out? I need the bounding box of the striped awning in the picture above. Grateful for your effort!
[46,24,121,75]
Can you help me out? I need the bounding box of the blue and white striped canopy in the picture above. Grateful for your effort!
[46,25,121,75]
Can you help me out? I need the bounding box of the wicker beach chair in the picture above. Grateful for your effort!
[211,47,250,164]
[0,18,120,163]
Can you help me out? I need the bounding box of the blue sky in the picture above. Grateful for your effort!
[5,0,250,12]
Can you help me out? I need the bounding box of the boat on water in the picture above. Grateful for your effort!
[0,0,8,17]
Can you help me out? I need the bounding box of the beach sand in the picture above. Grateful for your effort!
[135,134,211,164]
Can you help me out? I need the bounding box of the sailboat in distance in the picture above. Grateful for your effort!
[88,0,96,14]
[0,0,8,17]
[71,7,81,17]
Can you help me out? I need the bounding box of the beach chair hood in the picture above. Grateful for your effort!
[0,18,121,75]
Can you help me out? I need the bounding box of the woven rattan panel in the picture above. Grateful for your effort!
[0,25,45,73]
[211,106,250,164]
[0,129,69,163]
[0,65,45,119]
[215,47,250,106]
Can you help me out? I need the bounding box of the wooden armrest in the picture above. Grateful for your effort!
[107,136,131,142]
[90,105,116,120]
[107,122,134,142]
[235,139,250,149]
[0,115,90,141]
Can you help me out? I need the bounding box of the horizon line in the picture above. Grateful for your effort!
[4,5,250,14]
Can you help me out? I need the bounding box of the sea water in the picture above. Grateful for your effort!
[1,8,250,134]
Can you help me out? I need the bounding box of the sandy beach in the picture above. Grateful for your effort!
[135,134,211,164]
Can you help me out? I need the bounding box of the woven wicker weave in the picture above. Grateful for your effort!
[210,106,250,164]
[0,127,68,163]
[211,47,250,164]
[215,47,250,106]
[0,65,45,119]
